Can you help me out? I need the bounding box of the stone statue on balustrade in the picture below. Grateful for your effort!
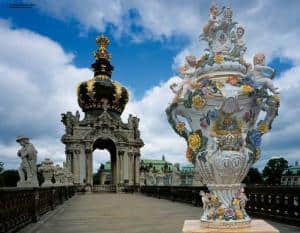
[16,136,39,187]
[172,163,181,185]
[61,111,80,136]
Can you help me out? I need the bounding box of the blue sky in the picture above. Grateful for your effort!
[0,0,299,171]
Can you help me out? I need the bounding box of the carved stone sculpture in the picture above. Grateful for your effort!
[166,4,280,228]
[54,165,64,186]
[172,163,181,185]
[61,111,79,135]
[39,158,55,187]
[16,136,39,187]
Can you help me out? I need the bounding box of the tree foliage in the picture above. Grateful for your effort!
[243,167,263,185]
[0,162,4,173]
[0,170,19,187]
[262,157,288,185]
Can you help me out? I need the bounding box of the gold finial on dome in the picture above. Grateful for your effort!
[93,34,112,61]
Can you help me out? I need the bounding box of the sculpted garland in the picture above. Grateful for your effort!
[166,3,280,228]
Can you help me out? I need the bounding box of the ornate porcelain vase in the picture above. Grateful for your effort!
[166,4,280,228]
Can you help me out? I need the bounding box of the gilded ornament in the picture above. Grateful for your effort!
[214,54,224,64]
[192,95,206,109]
[255,148,261,161]
[235,209,244,219]
[175,122,185,134]
[232,198,240,209]
[208,210,215,218]
[95,74,109,80]
[241,85,254,93]
[216,206,225,216]
[113,81,122,103]
[257,122,269,134]
[94,35,112,61]
[86,79,95,94]
[272,95,280,103]
[188,133,201,151]
[237,120,243,130]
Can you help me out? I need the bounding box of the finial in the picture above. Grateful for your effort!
[93,34,112,61]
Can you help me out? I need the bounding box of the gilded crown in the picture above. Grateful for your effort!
[77,35,129,116]
[93,35,112,61]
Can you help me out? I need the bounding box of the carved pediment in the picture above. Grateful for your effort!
[94,111,120,129]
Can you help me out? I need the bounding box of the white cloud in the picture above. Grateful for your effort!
[36,1,300,64]
[122,76,188,164]
[2,0,300,172]
[0,19,91,168]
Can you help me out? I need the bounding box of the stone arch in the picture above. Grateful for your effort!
[84,132,119,186]
[92,137,118,186]
[62,112,144,189]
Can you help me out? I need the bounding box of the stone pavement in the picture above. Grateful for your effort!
[21,193,300,233]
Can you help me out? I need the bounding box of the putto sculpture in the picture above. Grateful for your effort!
[166,3,280,228]
[16,136,39,187]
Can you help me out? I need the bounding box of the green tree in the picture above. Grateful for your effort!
[0,162,4,186]
[243,167,263,185]
[1,169,19,187]
[262,157,288,185]
[0,162,4,173]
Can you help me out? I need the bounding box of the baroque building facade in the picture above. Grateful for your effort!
[281,161,300,186]
[61,35,143,187]
[139,156,203,186]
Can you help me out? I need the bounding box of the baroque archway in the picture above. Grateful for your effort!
[93,139,115,185]
[61,35,144,190]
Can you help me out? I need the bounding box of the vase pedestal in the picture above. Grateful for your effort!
[182,220,279,233]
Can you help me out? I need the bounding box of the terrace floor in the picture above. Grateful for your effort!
[20,193,300,233]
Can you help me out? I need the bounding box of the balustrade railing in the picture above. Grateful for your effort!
[0,186,76,233]
[140,185,300,226]
[92,185,117,192]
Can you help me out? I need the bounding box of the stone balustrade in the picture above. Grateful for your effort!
[0,186,76,233]
[140,185,300,226]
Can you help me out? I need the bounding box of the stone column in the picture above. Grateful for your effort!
[115,151,119,186]
[118,151,123,184]
[66,151,72,171]
[73,150,81,184]
[135,154,140,185]
[119,151,124,184]
[131,154,135,185]
[128,153,133,185]
[86,151,93,186]
[123,151,129,182]
[133,155,136,185]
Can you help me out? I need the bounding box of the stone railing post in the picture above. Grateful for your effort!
[51,188,56,210]
[32,188,40,222]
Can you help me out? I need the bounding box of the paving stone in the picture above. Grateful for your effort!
[24,193,300,233]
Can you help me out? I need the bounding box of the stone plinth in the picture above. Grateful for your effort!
[182,220,279,233]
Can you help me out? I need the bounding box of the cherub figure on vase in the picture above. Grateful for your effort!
[250,53,279,94]
[171,55,204,103]
[230,25,246,62]
[203,3,225,37]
